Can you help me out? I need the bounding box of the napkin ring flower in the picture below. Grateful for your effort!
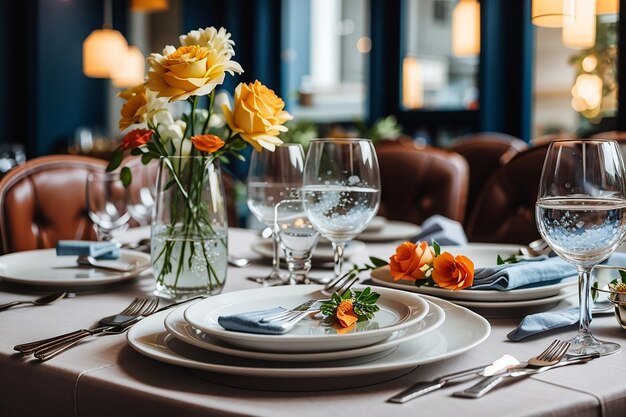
[389,241,475,291]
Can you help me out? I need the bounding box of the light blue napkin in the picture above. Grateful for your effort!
[412,215,468,246]
[507,308,578,341]
[471,256,577,291]
[56,240,120,260]
[218,307,291,335]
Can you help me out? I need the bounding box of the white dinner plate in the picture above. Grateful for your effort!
[0,249,151,287]
[251,239,366,262]
[364,216,387,232]
[183,285,430,353]
[358,220,422,242]
[371,244,577,302]
[165,299,444,362]
[127,295,490,381]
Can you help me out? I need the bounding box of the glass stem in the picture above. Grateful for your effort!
[332,241,346,278]
[577,266,593,334]
[271,229,281,274]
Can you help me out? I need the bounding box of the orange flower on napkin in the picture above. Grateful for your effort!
[432,252,475,291]
[336,299,359,328]
[389,241,435,282]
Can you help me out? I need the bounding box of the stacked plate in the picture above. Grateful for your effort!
[371,244,578,318]
[127,285,491,391]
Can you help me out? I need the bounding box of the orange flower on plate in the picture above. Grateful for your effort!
[389,241,435,282]
[336,299,359,328]
[191,134,225,153]
[431,252,475,291]
[120,128,152,150]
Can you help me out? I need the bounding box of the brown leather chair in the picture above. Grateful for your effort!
[449,133,528,223]
[465,144,550,244]
[376,143,469,225]
[0,155,107,254]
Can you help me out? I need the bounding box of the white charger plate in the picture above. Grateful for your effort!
[165,300,445,362]
[0,249,151,287]
[371,244,577,302]
[251,239,366,262]
[358,220,422,242]
[183,285,429,353]
[127,295,490,380]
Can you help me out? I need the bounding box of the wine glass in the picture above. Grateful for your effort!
[536,139,626,356]
[302,138,381,277]
[86,172,131,241]
[274,199,321,285]
[247,144,305,283]
[125,158,158,226]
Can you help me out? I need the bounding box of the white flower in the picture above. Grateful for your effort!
[179,27,236,58]
[146,89,168,121]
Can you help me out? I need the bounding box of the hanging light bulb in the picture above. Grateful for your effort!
[402,56,424,110]
[452,0,480,57]
[531,0,576,28]
[563,0,596,49]
[83,0,128,78]
[596,0,619,14]
[112,46,145,88]
[131,0,169,12]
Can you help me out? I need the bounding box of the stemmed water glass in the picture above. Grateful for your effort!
[86,171,131,241]
[536,139,626,355]
[247,144,305,283]
[274,199,321,285]
[125,158,158,226]
[302,138,381,278]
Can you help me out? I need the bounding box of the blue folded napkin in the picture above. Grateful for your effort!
[507,308,579,341]
[56,240,120,260]
[412,215,468,246]
[471,256,577,291]
[218,307,291,335]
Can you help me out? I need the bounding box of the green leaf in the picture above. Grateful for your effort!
[107,148,124,172]
[369,256,389,267]
[141,152,156,165]
[433,240,441,256]
[497,255,504,265]
[130,147,145,156]
[619,269,626,283]
[120,166,132,188]
[591,281,599,301]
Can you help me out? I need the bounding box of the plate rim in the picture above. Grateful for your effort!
[357,220,422,242]
[165,300,445,362]
[250,239,366,261]
[127,295,491,378]
[183,284,430,351]
[0,248,151,287]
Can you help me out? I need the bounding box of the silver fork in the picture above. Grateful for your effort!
[14,297,156,354]
[257,270,360,330]
[455,339,571,398]
[32,298,160,361]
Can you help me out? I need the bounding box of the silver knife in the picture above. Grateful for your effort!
[454,353,599,398]
[388,354,519,403]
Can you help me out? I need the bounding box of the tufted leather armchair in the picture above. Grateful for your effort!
[449,133,528,223]
[375,141,469,225]
[0,155,107,254]
[465,144,549,244]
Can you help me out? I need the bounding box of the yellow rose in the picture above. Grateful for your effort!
[146,44,242,102]
[118,84,147,130]
[222,80,293,152]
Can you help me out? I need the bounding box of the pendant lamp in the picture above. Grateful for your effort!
[596,0,619,14]
[112,46,145,88]
[83,0,128,78]
[563,0,596,49]
[452,0,481,57]
[532,0,576,28]
[131,0,169,12]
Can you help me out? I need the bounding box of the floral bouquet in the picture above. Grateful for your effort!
[106,27,292,298]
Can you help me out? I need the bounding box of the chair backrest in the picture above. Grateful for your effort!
[0,155,106,254]
[465,144,549,244]
[449,133,528,223]
[375,143,469,225]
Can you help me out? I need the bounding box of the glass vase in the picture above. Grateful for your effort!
[151,156,228,299]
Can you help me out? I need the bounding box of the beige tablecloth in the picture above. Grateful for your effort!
[1,228,625,417]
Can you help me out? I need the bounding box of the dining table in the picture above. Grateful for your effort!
[1,227,625,417]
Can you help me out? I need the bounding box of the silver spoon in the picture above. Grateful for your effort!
[0,292,67,312]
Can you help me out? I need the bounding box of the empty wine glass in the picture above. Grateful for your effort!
[302,138,381,277]
[247,144,305,282]
[274,199,321,285]
[536,139,626,356]
[125,158,158,226]
[86,171,131,241]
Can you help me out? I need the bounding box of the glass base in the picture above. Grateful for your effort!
[568,331,621,356]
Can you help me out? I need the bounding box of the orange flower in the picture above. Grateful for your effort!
[389,241,435,282]
[120,128,152,150]
[336,299,359,328]
[191,134,225,153]
[432,252,475,291]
